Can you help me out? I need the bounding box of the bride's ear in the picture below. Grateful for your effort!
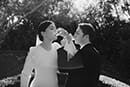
[41,31,44,36]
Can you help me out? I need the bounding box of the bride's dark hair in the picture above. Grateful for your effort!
[38,20,53,41]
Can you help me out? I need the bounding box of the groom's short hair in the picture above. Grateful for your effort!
[79,23,95,42]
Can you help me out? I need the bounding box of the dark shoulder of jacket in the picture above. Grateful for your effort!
[82,44,100,56]
[57,47,67,55]
[87,44,102,65]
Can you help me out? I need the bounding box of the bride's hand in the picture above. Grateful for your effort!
[66,34,73,44]
[56,28,73,43]
[56,28,69,38]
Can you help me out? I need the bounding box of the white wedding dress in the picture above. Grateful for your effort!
[22,44,58,87]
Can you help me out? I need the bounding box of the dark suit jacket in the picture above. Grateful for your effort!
[65,43,101,87]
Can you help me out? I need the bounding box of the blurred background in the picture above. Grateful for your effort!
[0,0,130,87]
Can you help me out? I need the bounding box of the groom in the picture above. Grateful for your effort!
[65,23,101,87]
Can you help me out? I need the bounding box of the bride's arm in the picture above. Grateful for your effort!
[20,51,34,87]
[62,34,78,54]
[56,28,78,56]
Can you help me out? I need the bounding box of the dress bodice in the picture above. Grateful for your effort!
[29,45,58,87]
[31,45,57,68]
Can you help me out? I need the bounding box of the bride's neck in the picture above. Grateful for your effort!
[40,39,52,51]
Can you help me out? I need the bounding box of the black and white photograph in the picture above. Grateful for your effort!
[0,0,130,87]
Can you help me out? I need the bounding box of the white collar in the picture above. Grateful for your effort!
[80,42,91,49]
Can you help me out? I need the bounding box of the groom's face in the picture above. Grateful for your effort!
[74,27,84,45]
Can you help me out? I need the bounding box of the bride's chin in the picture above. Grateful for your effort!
[52,37,57,41]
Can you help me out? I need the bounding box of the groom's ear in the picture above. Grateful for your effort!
[83,34,89,39]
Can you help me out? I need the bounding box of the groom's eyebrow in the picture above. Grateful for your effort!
[75,31,80,35]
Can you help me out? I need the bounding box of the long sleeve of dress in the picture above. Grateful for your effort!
[20,49,34,87]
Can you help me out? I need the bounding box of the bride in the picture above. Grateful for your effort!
[21,20,60,87]
[20,20,77,87]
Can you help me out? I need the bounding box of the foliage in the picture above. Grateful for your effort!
[0,19,36,50]
[0,0,130,58]
[0,0,129,57]
[0,0,130,83]
[0,0,130,30]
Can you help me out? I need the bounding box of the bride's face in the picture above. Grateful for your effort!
[43,23,57,41]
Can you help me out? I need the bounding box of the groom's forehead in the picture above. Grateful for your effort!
[75,28,82,34]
